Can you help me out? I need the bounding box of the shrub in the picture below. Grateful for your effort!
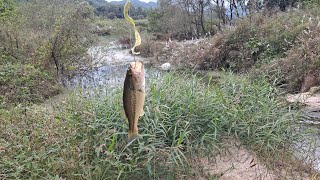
[0,63,60,108]
[0,0,95,76]
[257,15,320,92]
[136,34,165,58]
[198,10,308,72]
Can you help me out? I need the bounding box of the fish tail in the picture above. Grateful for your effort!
[127,132,142,143]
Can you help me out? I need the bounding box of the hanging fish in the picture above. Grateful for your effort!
[123,61,145,142]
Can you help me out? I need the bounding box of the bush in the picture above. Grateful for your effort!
[198,10,308,72]
[136,34,165,58]
[188,7,320,92]
[0,63,60,108]
[0,0,95,76]
[260,23,320,92]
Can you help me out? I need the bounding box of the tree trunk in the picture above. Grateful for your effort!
[51,36,59,76]
[199,1,206,35]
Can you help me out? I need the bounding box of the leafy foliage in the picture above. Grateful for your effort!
[0,0,95,76]
[147,9,163,33]
[200,10,306,71]
[192,7,320,92]
[0,0,14,20]
[257,10,320,92]
[0,0,97,107]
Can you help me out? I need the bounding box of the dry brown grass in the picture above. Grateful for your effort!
[136,35,165,58]
[258,13,320,93]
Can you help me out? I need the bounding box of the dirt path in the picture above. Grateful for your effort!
[196,137,314,180]
[198,138,275,180]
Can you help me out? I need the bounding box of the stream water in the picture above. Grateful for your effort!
[298,108,320,171]
[63,64,159,91]
[62,42,159,93]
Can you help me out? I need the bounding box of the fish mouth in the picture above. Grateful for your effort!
[129,61,144,73]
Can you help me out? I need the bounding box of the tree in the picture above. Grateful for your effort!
[147,9,163,32]
[147,0,303,39]
[189,0,211,35]
[92,1,148,19]
[0,0,95,76]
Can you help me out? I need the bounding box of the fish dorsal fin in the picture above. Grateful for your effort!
[140,109,144,117]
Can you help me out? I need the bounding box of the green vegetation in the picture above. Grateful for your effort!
[0,0,95,69]
[87,0,148,19]
[0,63,60,108]
[0,0,14,20]
[0,0,96,107]
[0,71,303,179]
[262,6,320,92]
[0,0,149,108]
[198,9,307,71]
[147,1,320,93]
[95,18,148,39]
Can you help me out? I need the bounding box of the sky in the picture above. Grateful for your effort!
[105,0,157,2]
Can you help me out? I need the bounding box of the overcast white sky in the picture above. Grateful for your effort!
[105,0,157,2]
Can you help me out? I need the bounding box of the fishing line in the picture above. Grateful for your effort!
[128,8,134,63]
[124,0,141,57]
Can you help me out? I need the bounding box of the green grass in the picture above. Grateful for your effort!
[0,71,303,179]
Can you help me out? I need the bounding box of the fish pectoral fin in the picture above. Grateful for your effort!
[121,110,128,122]
[140,109,145,117]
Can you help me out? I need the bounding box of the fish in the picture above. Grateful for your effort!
[123,60,145,142]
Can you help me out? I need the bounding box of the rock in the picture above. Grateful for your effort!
[160,63,171,71]
[301,72,320,93]
[286,86,320,108]
[309,86,320,94]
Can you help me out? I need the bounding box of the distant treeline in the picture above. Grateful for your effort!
[147,0,318,39]
[87,0,148,19]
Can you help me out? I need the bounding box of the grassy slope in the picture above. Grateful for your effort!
[0,71,304,179]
